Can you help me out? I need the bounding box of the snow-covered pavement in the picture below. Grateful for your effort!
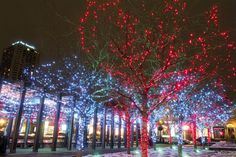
[84,146,236,157]
[210,141,236,150]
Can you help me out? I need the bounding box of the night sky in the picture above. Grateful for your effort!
[0,0,236,63]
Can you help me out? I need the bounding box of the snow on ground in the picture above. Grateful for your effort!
[210,141,236,149]
[84,146,236,157]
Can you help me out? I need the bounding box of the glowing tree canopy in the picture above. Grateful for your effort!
[192,85,234,132]
[161,78,233,148]
[79,1,235,156]
[32,55,117,150]
[0,81,21,117]
[0,81,41,120]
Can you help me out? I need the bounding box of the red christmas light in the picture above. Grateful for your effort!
[79,0,235,156]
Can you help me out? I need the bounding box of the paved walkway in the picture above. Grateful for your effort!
[84,146,236,157]
[2,147,128,157]
[2,145,236,157]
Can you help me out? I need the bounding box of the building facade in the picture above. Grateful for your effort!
[0,41,39,81]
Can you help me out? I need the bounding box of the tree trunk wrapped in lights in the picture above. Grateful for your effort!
[125,110,131,154]
[131,124,134,147]
[150,127,157,147]
[76,117,88,150]
[67,96,76,150]
[92,106,98,150]
[118,115,122,148]
[167,123,172,148]
[192,115,197,149]
[101,107,107,149]
[136,121,139,148]
[176,117,183,157]
[207,127,211,145]
[141,113,149,157]
[110,109,115,149]
[200,127,206,149]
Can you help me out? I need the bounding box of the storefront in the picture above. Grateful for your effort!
[213,126,225,140]
[225,119,236,141]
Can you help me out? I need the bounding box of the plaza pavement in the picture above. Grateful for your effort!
[84,146,236,157]
[2,147,127,157]
[2,145,236,157]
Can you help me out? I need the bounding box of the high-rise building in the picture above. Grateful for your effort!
[0,41,39,82]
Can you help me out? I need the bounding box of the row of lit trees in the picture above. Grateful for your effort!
[31,56,117,151]
[0,55,118,153]
[149,80,233,156]
[78,0,235,157]
[0,0,235,156]
[0,58,234,156]
[0,53,234,156]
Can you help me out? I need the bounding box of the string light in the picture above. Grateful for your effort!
[79,1,235,156]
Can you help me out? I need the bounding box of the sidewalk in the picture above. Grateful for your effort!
[3,147,128,157]
[84,146,236,157]
[3,145,236,157]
